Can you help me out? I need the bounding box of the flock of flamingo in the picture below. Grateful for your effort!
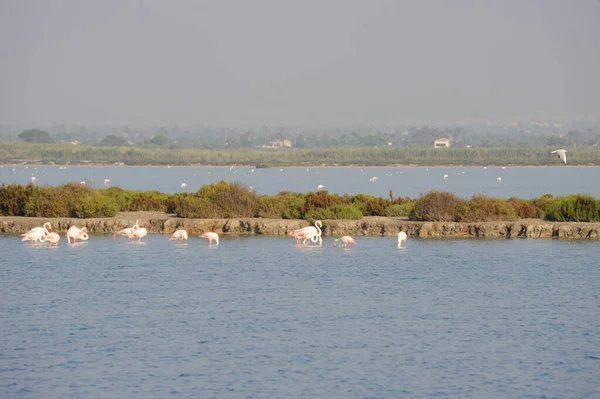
[20,220,409,248]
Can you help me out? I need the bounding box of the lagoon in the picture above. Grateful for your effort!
[1,235,599,398]
[1,165,599,199]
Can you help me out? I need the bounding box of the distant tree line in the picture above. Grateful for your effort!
[10,124,600,150]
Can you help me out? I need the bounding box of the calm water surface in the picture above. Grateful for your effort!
[1,235,599,398]
[2,165,599,198]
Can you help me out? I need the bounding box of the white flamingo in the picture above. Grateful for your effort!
[169,229,188,243]
[290,221,322,246]
[398,231,408,248]
[23,222,52,241]
[21,230,46,243]
[66,226,89,244]
[201,232,219,246]
[333,236,356,248]
[114,220,139,241]
[41,232,61,246]
[551,149,567,164]
[128,226,148,242]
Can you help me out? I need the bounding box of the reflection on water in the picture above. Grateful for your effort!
[2,235,599,398]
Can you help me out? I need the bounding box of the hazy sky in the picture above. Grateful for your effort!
[1,0,599,126]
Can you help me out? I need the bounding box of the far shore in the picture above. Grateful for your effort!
[1,162,596,169]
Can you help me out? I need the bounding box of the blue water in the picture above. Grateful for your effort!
[1,235,599,398]
[1,165,599,198]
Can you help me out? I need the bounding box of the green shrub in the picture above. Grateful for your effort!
[350,194,389,216]
[409,191,464,221]
[302,190,345,216]
[0,184,33,216]
[456,195,518,222]
[531,193,554,218]
[256,192,304,219]
[507,197,540,219]
[305,204,362,222]
[74,194,119,218]
[197,180,258,217]
[174,196,220,218]
[385,202,415,217]
[544,194,600,222]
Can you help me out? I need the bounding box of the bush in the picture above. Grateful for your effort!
[544,194,600,222]
[305,204,362,222]
[174,196,220,218]
[256,192,304,219]
[302,190,345,216]
[456,195,518,222]
[385,202,414,217]
[197,180,258,217]
[409,191,464,221]
[73,194,119,218]
[531,193,554,218]
[350,194,389,216]
[0,184,34,216]
[507,197,540,219]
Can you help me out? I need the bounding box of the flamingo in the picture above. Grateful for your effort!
[369,176,378,182]
[317,184,325,190]
[200,232,219,246]
[21,230,46,243]
[169,229,188,243]
[443,174,449,180]
[181,183,188,188]
[551,149,567,164]
[497,177,502,182]
[398,231,408,248]
[79,180,86,186]
[41,232,61,246]
[24,222,52,240]
[104,179,111,187]
[30,176,38,183]
[333,236,356,248]
[113,220,139,241]
[128,226,148,242]
[290,221,322,246]
[66,226,89,244]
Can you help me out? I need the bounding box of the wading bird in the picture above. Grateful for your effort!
[42,232,61,246]
[201,232,219,246]
[114,220,139,241]
[398,231,408,248]
[169,229,188,243]
[66,226,89,244]
[333,236,356,248]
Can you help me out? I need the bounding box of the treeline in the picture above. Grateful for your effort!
[1,142,600,166]
[1,181,599,223]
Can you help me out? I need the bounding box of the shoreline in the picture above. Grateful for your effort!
[3,213,599,240]
[2,162,596,169]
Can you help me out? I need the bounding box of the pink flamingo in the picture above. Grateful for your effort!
[333,236,356,248]
[290,221,322,246]
[200,232,219,246]
[41,232,61,246]
[66,226,89,243]
[22,222,52,242]
[127,226,148,242]
[169,230,188,243]
[113,220,139,241]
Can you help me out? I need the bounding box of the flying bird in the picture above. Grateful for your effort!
[551,149,567,164]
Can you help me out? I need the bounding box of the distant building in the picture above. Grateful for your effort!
[434,138,451,148]
[270,139,292,148]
